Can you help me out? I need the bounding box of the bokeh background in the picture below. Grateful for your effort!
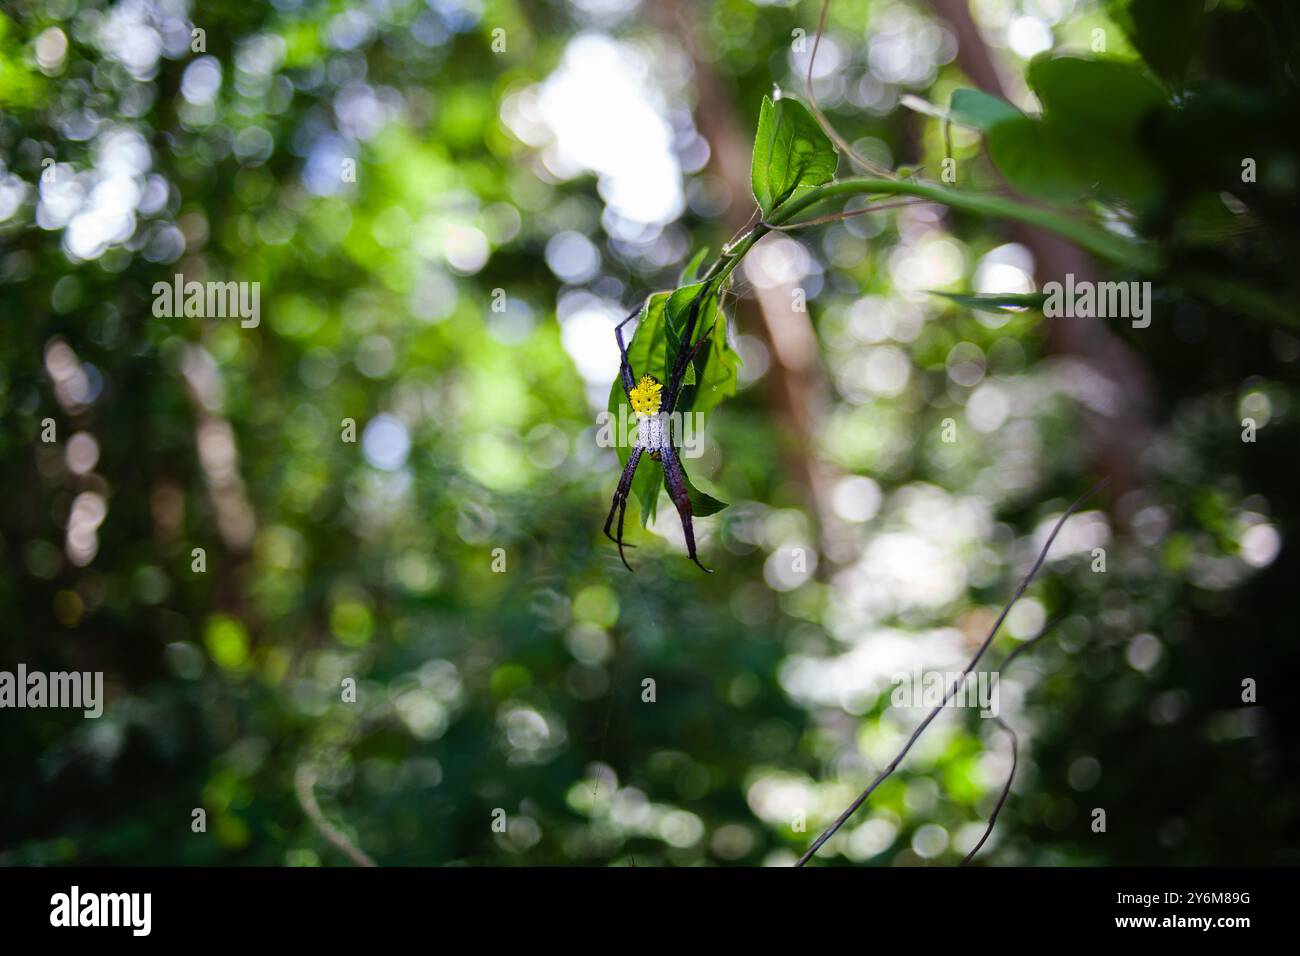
[2,0,1298,866]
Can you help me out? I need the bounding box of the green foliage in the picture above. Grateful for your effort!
[928,291,1048,314]
[663,282,711,369]
[1104,0,1205,87]
[666,283,740,413]
[984,117,1092,202]
[975,55,1169,205]
[678,247,711,286]
[1,0,1298,872]
[750,95,839,217]
[948,89,1023,132]
[681,472,727,518]
[0,14,45,108]
[1027,55,1167,132]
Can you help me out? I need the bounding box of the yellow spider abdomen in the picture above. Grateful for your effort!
[629,375,663,417]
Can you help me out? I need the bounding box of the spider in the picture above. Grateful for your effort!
[603,290,716,574]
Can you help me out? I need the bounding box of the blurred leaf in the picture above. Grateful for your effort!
[930,291,1048,313]
[1103,0,1204,87]
[949,89,1023,131]
[982,56,1170,204]
[0,15,45,109]
[985,117,1091,201]
[1027,54,1168,130]
[1029,54,1167,203]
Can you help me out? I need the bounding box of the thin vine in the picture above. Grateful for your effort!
[795,478,1108,866]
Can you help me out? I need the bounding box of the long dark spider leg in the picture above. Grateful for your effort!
[602,445,643,542]
[614,305,640,400]
[615,484,632,567]
[664,317,719,415]
[659,442,712,573]
[663,286,717,412]
[603,446,644,571]
[674,288,708,362]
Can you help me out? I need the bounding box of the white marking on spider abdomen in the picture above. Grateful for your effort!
[636,412,670,451]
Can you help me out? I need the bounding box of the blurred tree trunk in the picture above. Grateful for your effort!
[929,0,1156,495]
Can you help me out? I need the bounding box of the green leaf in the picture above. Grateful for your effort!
[985,117,1092,202]
[664,282,710,360]
[930,291,1048,313]
[1028,55,1169,204]
[632,460,661,526]
[671,462,728,519]
[678,247,710,286]
[1027,54,1167,132]
[665,283,710,391]
[979,57,1170,206]
[661,281,741,421]
[751,95,838,217]
[949,89,1023,132]
[675,294,740,421]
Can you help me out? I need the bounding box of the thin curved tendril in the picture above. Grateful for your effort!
[295,764,378,867]
[794,476,1110,867]
[720,207,762,257]
[961,718,1016,865]
[702,172,1158,305]
[769,179,1159,269]
[806,0,895,179]
[761,198,926,231]
[959,620,1059,865]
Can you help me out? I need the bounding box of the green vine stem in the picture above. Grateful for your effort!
[698,176,1161,307]
[774,178,1160,270]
